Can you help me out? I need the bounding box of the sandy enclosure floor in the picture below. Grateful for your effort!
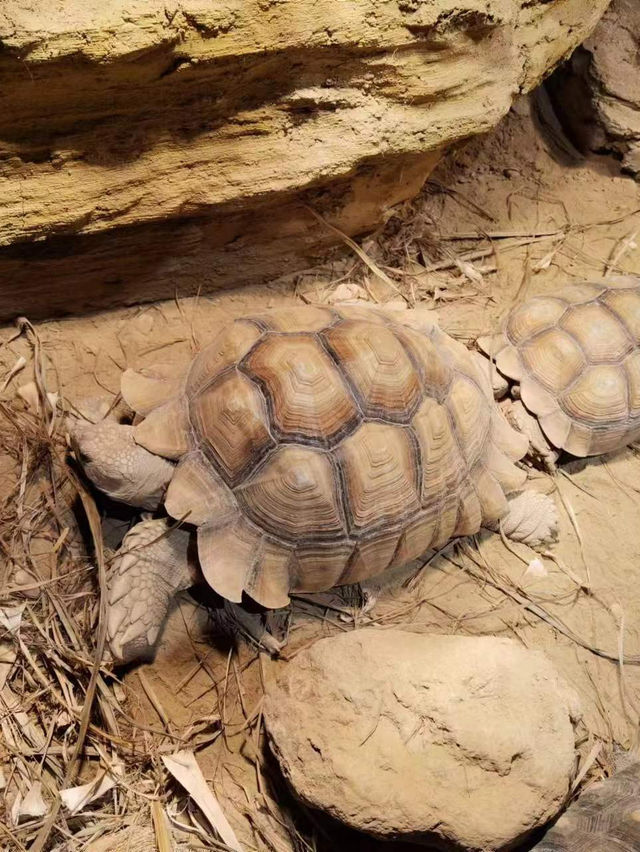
[1,97,640,851]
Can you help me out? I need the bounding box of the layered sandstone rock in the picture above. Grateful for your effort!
[0,1,610,320]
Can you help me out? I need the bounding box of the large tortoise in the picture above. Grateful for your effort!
[72,303,550,663]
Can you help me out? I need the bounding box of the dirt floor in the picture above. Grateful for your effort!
[1,94,640,851]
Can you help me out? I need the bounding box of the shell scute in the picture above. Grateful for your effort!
[521,328,585,394]
[602,287,640,344]
[626,351,640,417]
[187,321,262,395]
[338,422,420,534]
[323,319,421,421]
[250,305,336,333]
[506,297,567,345]
[246,333,359,444]
[237,445,347,542]
[134,398,189,460]
[472,467,508,524]
[342,528,402,584]
[198,517,259,603]
[454,478,482,537]
[165,451,236,527]
[432,493,459,548]
[560,302,632,361]
[245,539,293,609]
[561,365,628,426]
[391,512,438,566]
[412,397,467,508]
[433,327,479,382]
[291,541,354,592]
[446,375,491,464]
[555,282,606,303]
[190,370,274,486]
[394,325,453,398]
[121,364,184,415]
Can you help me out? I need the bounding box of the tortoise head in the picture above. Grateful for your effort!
[68,417,175,510]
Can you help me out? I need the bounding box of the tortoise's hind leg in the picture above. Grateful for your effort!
[107,518,196,664]
[534,759,640,849]
[218,601,284,655]
[499,490,559,548]
[483,489,558,548]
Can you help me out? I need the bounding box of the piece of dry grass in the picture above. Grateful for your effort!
[570,741,604,794]
[0,330,132,850]
[162,751,243,851]
[151,799,175,852]
[554,477,592,588]
[0,329,264,852]
[454,543,640,666]
[304,206,407,303]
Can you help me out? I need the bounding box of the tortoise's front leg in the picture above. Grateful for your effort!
[107,518,196,664]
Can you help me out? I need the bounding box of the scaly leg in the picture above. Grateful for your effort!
[107,518,196,664]
[497,490,558,548]
[501,399,559,473]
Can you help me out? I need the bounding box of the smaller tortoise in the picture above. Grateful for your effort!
[71,304,555,663]
[478,278,640,465]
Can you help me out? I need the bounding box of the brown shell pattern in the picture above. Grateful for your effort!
[532,760,640,851]
[130,305,526,607]
[494,280,640,456]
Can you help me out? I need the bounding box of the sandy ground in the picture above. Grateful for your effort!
[2,96,640,851]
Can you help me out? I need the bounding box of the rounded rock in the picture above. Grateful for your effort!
[265,630,581,850]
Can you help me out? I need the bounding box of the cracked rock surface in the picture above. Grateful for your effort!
[265,629,581,849]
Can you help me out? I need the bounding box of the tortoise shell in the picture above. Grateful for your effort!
[488,280,640,457]
[121,305,527,608]
[533,760,640,850]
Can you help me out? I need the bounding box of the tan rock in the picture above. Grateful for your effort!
[265,630,581,850]
[545,0,640,176]
[0,1,610,320]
